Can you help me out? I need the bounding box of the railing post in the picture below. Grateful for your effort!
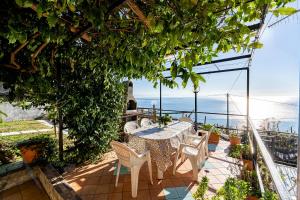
[226,93,229,135]
[159,81,162,119]
[194,90,198,131]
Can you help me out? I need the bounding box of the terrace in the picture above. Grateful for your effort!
[0,0,298,200]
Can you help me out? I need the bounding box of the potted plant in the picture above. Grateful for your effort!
[193,176,209,200]
[241,170,261,200]
[242,144,253,171]
[16,135,56,164]
[214,177,250,200]
[260,190,279,200]
[159,114,172,127]
[228,144,242,159]
[208,126,221,144]
[229,131,241,146]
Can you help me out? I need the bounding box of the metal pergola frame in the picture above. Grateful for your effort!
[159,54,250,132]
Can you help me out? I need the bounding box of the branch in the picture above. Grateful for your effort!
[31,41,49,72]
[126,0,150,28]
[10,32,41,70]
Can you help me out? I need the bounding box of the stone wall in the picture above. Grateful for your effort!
[0,164,80,200]
[0,102,44,121]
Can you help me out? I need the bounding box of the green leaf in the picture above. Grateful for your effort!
[273,7,297,16]
[250,41,263,49]
[47,14,58,28]
[170,62,178,79]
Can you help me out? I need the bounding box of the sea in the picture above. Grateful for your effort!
[136,96,298,133]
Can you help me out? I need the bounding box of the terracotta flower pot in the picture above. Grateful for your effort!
[247,195,259,200]
[243,159,254,171]
[229,136,241,146]
[208,133,220,144]
[20,146,38,164]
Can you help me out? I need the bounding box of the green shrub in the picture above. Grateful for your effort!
[193,176,209,200]
[260,190,279,200]
[200,124,213,131]
[241,170,261,197]
[0,140,15,164]
[159,114,172,126]
[216,178,250,200]
[228,144,242,159]
[241,144,252,160]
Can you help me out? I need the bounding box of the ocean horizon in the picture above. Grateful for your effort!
[136,96,298,133]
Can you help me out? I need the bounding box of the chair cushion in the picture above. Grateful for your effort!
[183,146,198,156]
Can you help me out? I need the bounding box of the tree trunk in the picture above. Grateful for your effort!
[58,108,63,161]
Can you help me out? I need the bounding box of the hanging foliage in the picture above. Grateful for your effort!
[0,0,295,162]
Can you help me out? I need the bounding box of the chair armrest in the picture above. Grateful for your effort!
[179,143,196,150]
[186,134,204,140]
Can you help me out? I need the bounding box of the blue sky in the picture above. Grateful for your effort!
[133,8,300,99]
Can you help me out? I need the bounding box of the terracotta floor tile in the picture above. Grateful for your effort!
[138,181,149,190]
[123,192,134,200]
[79,185,98,195]
[100,175,115,184]
[0,192,22,200]
[94,194,109,200]
[149,188,165,200]
[136,189,151,200]
[160,179,173,188]
[113,183,123,193]
[148,179,163,189]
[108,192,123,200]
[95,184,114,194]
[0,186,19,196]
[85,176,101,185]
[122,182,132,192]
[80,195,95,200]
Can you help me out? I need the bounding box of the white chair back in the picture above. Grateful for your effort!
[110,141,138,167]
[124,121,139,134]
[178,117,193,124]
[140,118,153,127]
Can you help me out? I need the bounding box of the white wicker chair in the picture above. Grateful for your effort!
[124,121,140,134]
[110,141,153,198]
[173,134,209,181]
[140,118,153,127]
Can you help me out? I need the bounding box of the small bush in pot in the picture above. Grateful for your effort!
[193,176,209,200]
[200,124,213,131]
[228,144,242,159]
[209,126,221,144]
[214,177,250,200]
[16,135,57,164]
[229,131,241,146]
[159,114,172,127]
[241,170,261,200]
[259,190,279,200]
[241,144,253,171]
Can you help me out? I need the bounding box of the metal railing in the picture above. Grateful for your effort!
[248,119,292,199]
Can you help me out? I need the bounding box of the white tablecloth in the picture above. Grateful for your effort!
[128,121,194,172]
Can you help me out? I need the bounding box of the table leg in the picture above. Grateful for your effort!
[157,168,164,179]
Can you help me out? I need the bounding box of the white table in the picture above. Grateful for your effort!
[128,121,194,179]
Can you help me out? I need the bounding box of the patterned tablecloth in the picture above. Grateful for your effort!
[128,121,194,172]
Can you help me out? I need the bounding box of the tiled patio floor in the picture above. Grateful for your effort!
[64,140,240,200]
[0,180,50,200]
